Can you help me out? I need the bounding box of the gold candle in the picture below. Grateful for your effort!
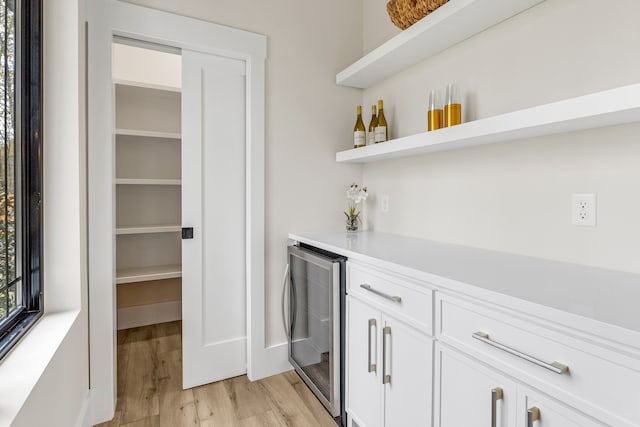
[427,90,443,131]
[444,84,462,127]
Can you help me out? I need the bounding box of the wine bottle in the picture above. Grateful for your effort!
[353,105,366,148]
[368,105,378,145]
[444,84,462,127]
[374,100,388,143]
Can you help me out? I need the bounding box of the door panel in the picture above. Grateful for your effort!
[346,296,383,427]
[435,343,516,427]
[182,49,247,389]
[384,316,433,427]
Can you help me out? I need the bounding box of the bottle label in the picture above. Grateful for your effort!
[368,131,375,145]
[374,126,387,143]
[354,130,366,147]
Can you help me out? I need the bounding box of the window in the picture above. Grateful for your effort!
[0,0,42,359]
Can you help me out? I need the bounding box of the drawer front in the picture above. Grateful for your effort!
[437,294,640,426]
[348,261,433,333]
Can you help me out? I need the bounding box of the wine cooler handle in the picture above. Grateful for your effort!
[491,387,503,427]
[382,326,391,384]
[527,407,540,427]
[281,264,290,338]
[368,319,376,373]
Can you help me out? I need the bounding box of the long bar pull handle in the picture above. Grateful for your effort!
[491,387,503,427]
[360,284,402,303]
[527,407,540,427]
[382,326,392,384]
[472,332,569,375]
[368,319,377,373]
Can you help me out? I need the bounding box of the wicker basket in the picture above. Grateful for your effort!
[387,0,449,30]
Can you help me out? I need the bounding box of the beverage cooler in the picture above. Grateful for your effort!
[286,243,346,426]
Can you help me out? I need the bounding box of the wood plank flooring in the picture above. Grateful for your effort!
[95,321,336,427]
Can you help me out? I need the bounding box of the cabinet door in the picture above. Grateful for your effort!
[517,386,602,427]
[347,296,383,427]
[383,315,433,427]
[435,343,516,427]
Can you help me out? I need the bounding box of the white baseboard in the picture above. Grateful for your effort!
[117,300,181,330]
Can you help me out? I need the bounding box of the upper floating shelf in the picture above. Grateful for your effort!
[336,0,545,88]
[336,84,640,163]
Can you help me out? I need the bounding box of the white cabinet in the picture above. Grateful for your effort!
[292,233,640,427]
[383,316,432,427]
[435,344,603,427]
[347,297,383,427]
[346,265,433,427]
[436,292,640,426]
[435,344,516,427]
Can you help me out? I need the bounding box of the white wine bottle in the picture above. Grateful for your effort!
[368,105,377,145]
[374,99,388,143]
[353,105,366,148]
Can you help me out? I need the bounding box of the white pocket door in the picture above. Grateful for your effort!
[181,49,247,389]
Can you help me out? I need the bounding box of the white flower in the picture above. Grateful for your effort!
[347,183,368,204]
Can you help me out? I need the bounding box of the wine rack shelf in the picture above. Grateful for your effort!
[336,0,545,88]
[336,84,640,163]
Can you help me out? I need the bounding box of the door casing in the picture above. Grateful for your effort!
[87,1,268,423]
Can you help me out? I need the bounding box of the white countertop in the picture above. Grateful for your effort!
[289,231,640,335]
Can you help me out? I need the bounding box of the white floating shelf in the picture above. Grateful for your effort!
[115,178,181,186]
[337,0,545,88]
[115,128,181,140]
[336,84,640,163]
[116,224,181,235]
[113,78,181,93]
[116,264,182,285]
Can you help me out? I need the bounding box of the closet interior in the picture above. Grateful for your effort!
[113,42,183,329]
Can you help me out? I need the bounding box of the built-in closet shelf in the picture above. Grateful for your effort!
[336,0,545,88]
[116,264,182,285]
[115,178,181,186]
[336,84,640,163]
[116,224,181,235]
[114,79,181,93]
[115,128,181,140]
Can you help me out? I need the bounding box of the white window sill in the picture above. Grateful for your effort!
[0,310,81,426]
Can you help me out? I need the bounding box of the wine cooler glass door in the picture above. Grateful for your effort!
[288,245,340,416]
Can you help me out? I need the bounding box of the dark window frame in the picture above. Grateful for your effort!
[0,0,42,360]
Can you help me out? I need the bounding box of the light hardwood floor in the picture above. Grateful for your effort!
[95,321,337,427]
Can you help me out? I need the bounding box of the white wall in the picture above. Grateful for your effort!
[122,0,364,346]
[11,0,90,425]
[359,0,640,274]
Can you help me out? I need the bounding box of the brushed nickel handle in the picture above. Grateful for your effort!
[527,406,540,427]
[382,326,391,384]
[491,387,503,427]
[360,283,402,303]
[472,332,569,375]
[368,319,377,373]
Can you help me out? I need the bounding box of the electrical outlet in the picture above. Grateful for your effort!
[572,194,596,226]
[381,194,389,213]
